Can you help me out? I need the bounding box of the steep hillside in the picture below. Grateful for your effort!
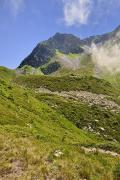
[13,73,120,141]
[0,67,120,179]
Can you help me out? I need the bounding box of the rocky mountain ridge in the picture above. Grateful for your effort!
[19,25,120,70]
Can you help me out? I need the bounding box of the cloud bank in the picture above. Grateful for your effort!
[90,30,120,73]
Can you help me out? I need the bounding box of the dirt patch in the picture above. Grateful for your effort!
[0,160,24,179]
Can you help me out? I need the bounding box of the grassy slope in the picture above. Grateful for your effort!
[14,74,119,97]
[51,51,95,77]
[102,72,120,90]
[20,65,43,75]
[0,66,15,82]
[37,94,120,143]
[0,67,120,179]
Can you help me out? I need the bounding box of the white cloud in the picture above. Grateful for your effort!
[4,0,24,15]
[61,0,120,26]
[62,0,92,26]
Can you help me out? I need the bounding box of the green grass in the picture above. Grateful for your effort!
[0,79,100,145]
[0,132,119,179]
[20,65,43,75]
[102,72,120,90]
[14,74,119,96]
[56,50,81,60]
[36,93,120,143]
[53,50,95,76]
[0,67,120,179]
[40,61,61,75]
[0,66,15,82]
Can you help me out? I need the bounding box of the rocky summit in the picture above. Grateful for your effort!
[19,32,84,68]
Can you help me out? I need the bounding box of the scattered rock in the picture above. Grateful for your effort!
[95,119,99,122]
[81,147,120,157]
[36,88,120,112]
[26,123,32,128]
[54,150,63,157]
[96,132,100,135]
[88,126,94,132]
[100,127,105,131]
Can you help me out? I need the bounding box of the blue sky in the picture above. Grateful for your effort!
[0,0,120,68]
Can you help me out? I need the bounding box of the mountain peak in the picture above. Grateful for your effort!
[19,33,84,68]
[19,25,120,69]
[53,32,80,39]
[46,32,83,54]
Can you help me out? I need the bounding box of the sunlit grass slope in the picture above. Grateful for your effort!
[0,67,120,179]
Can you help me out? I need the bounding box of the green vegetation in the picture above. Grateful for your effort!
[0,66,15,82]
[113,162,120,179]
[20,65,43,75]
[41,61,61,75]
[56,50,80,60]
[54,51,94,76]
[0,67,120,179]
[102,71,120,90]
[19,50,95,76]
[14,74,119,96]
[37,94,120,143]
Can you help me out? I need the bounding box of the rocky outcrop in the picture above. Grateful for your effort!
[61,91,120,112]
[19,44,55,68]
[81,147,120,157]
[37,88,120,112]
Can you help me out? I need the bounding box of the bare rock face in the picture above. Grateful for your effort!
[19,43,55,68]
[19,33,84,68]
[46,33,84,54]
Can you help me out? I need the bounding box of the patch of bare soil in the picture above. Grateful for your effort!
[0,160,24,180]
